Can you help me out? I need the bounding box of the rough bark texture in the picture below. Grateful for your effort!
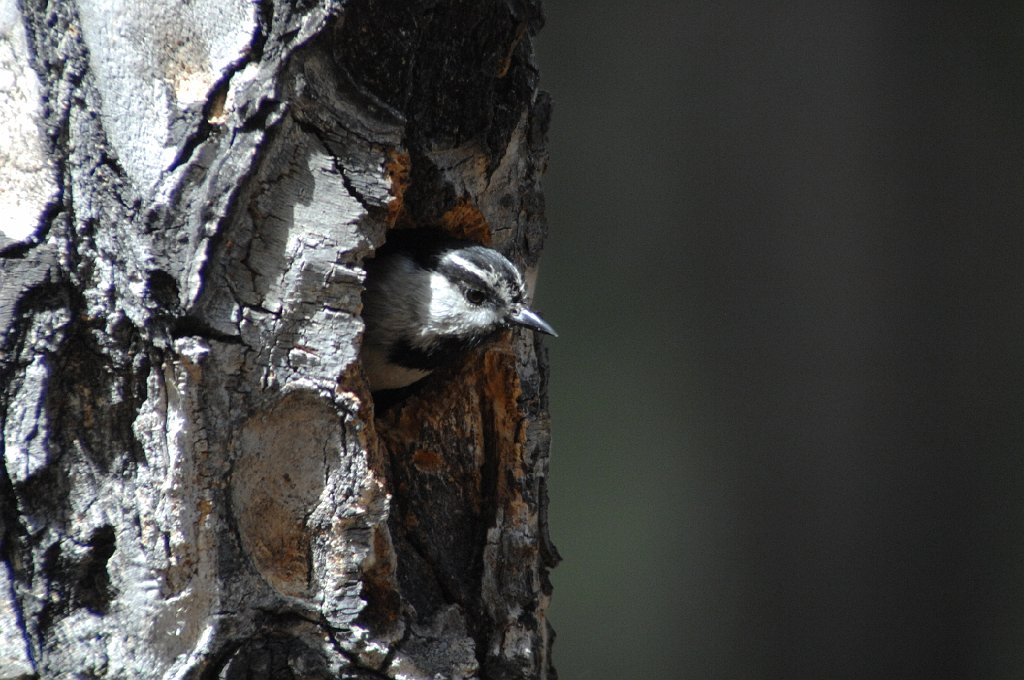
[0,1,557,678]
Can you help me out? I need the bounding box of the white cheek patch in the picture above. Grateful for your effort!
[429,271,464,319]
[424,271,502,339]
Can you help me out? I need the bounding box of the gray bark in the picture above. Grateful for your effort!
[0,0,557,678]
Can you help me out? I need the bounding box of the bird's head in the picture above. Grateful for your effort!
[420,244,557,345]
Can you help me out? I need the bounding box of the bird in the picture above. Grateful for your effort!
[359,228,557,392]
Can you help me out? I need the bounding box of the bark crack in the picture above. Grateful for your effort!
[323,623,393,679]
[0,465,37,674]
[167,15,268,174]
[291,117,375,213]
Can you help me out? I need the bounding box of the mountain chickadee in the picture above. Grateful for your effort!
[360,228,556,391]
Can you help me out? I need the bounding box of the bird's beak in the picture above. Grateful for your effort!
[508,307,558,337]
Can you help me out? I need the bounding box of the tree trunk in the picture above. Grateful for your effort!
[0,1,557,678]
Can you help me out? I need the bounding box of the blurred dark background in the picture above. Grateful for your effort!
[535,3,1024,678]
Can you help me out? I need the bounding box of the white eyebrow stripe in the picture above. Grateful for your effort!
[446,253,490,279]
[447,254,510,292]
[443,248,527,301]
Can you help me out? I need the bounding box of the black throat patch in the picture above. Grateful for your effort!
[388,330,503,371]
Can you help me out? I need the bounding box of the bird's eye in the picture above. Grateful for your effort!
[465,289,487,305]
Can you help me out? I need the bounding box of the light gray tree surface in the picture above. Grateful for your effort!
[0,0,557,677]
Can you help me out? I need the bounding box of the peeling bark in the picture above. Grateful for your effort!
[0,1,557,678]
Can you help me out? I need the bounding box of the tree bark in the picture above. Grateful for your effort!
[0,1,557,678]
